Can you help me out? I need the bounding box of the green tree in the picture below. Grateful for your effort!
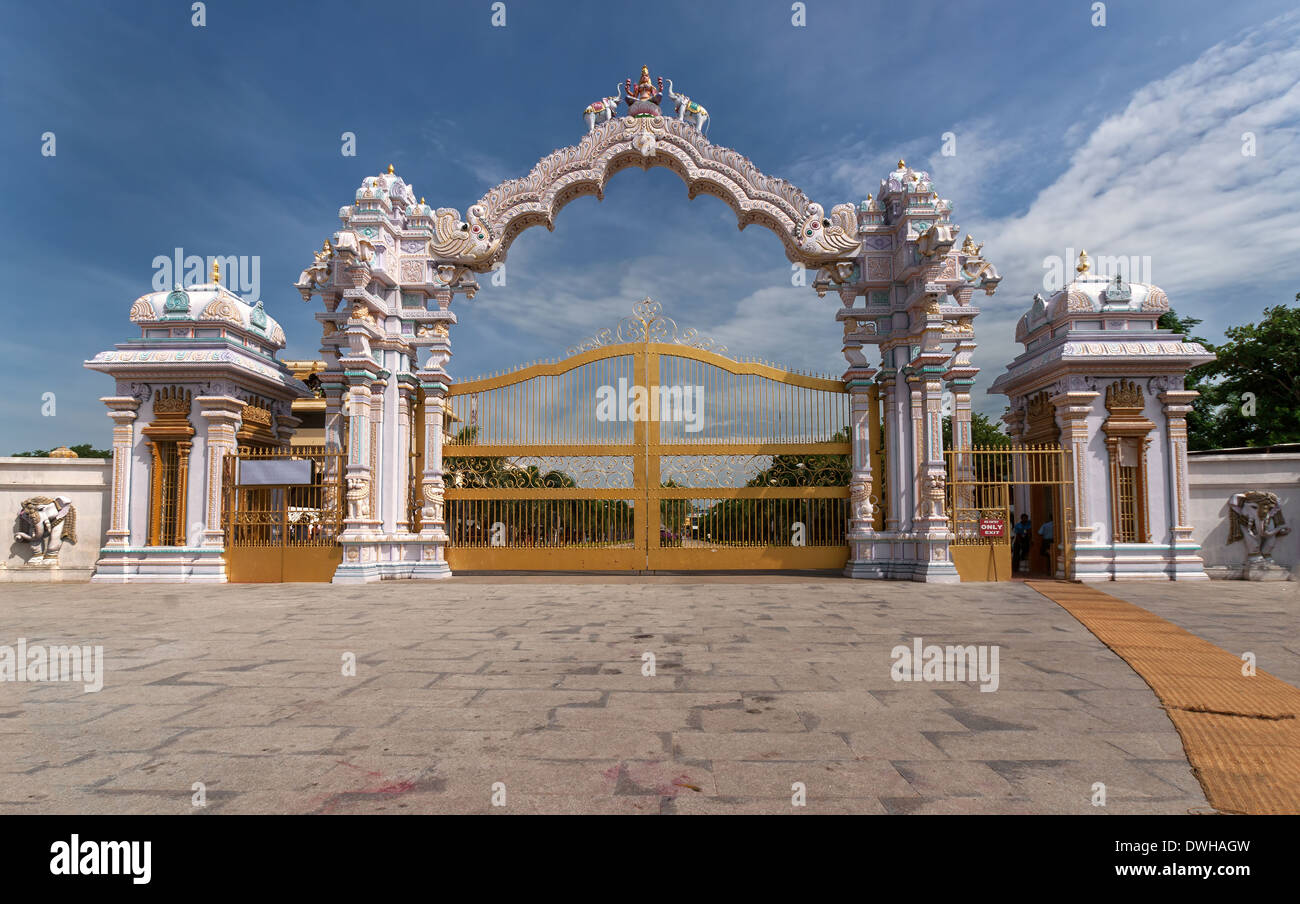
[1166,303,1300,450]
[942,411,1010,450]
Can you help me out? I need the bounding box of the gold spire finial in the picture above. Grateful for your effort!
[1076,249,1090,274]
[897,159,906,169]
[387,164,394,174]
[211,259,220,284]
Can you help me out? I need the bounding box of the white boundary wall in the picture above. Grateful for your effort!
[1187,451,1299,580]
[1,457,112,582]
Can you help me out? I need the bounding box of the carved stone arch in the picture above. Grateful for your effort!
[443,116,861,272]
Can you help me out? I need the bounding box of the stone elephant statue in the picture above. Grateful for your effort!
[584,86,622,132]
[664,79,710,134]
[1228,491,1290,559]
[14,495,76,565]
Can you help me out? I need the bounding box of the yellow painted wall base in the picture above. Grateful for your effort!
[226,546,343,583]
[951,544,1011,582]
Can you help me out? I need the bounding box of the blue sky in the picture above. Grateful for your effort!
[2,0,1297,452]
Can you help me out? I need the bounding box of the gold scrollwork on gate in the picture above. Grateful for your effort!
[567,297,727,356]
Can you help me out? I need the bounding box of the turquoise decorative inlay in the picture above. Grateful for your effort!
[870,291,889,306]
[249,300,268,331]
[162,285,190,319]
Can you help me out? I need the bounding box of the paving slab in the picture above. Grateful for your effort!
[0,577,1272,813]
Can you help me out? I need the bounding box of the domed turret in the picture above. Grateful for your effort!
[1013,251,1171,345]
[126,264,287,350]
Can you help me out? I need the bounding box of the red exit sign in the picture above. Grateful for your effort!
[978,519,1005,537]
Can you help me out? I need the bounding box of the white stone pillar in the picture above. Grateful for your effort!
[1160,389,1208,581]
[197,396,244,548]
[369,379,386,533]
[101,397,139,549]
[1054,391,1099,580]
[881,365,902,534]
[342,383,374,534]
[844,367,881,578]
[397,387,412,533]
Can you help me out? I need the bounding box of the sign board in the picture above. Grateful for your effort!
[240,459,313,486]
[978,518,1005,538]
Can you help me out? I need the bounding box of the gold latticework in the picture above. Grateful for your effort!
[445,303,851,571]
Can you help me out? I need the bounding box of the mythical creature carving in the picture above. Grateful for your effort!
[664,79,710,134]
[850,479,874,524]
[348,301,375,326]
[916,222,955,258]
[431,205,499,263]
[924,473,946,518]
[960,241,1001,294]
[14,496,76,565]
[345,477,371,521]
[632,122,658,158]
[421,482,445,525]
[584,86,621,132]
[1228,492,1290,560]
[794,203,860,258]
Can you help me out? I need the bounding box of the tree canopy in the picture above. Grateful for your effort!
[1161,301,1300,450]
[943,411,1011,450]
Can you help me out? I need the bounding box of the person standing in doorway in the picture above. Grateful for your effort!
[1038,517,1054,558]
[1013,514,1031,573]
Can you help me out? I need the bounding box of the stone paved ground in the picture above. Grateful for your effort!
[1,577,1279,815]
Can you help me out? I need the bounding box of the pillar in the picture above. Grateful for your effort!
[197,397,244,548]
[1160,389,1209,580]
[100,397,139,550]
[844,367,881,578]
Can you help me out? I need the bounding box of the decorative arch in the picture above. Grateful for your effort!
[436,116,861,271]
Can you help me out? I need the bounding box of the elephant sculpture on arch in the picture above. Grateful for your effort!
[583,85,622,132]
[14,495,76,565]
[664,79,710,135]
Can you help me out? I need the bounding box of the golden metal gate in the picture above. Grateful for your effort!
[443,300,850,572]
[945,445,1074,581]
[222,444,344,582]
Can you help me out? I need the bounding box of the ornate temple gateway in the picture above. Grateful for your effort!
[284,66,1001,583]
[67,66,1217,584]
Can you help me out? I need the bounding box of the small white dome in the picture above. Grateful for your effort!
[128,283,287,349]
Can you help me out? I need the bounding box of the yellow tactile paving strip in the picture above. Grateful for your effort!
[1028,581,1300,814]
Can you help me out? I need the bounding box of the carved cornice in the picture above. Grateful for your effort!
[1102,379,1156,439]
[142,386,195,441]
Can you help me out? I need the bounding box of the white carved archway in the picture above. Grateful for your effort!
[421,115,862,272]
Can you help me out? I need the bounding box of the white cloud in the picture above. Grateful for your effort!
[953,12,1300,416]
